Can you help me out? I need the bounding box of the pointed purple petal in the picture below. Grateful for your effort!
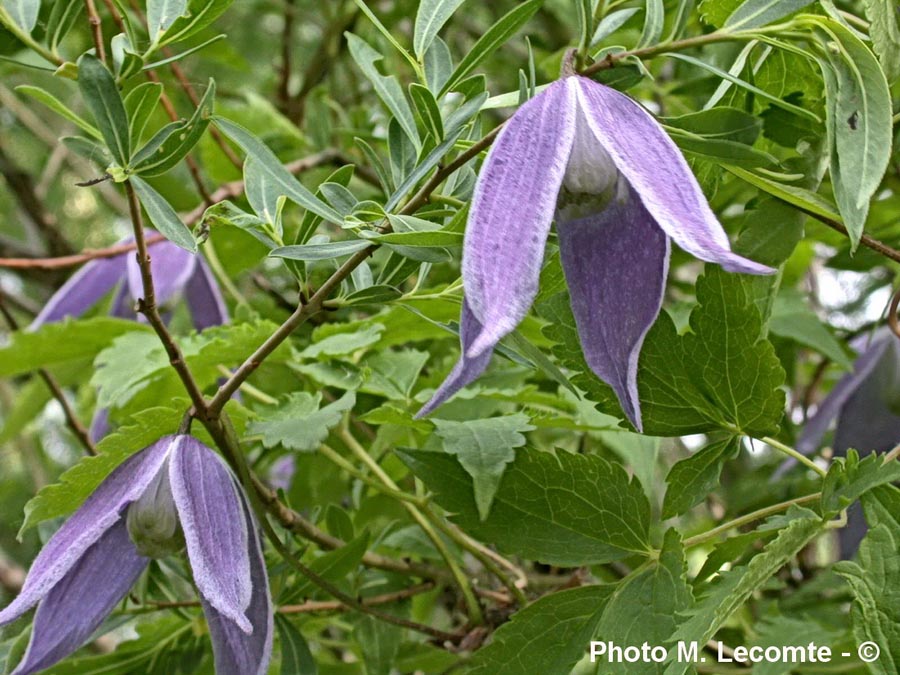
[169,436,253,633]
[109,282,134,319]
[89,407,111,443]
[833,337,900,454]
[9,520,147,675]
[462,79,578,356]
[415,300,494,417]
[126,240,197,308]
[797,333,891,455]
[202,486,273,675]
[29,256,128,330]
[185,258,229,330]
[557,181,669,431]
[0,438,171,625]
[573,77,773,275]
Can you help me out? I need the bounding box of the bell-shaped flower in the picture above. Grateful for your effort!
[0,435,273,675]
[797,329,900,556]
[417,75,773,430]
[30,232,228,331]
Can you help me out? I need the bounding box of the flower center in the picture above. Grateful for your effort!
[126,467,183,559]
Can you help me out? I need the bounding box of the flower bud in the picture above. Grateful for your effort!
[126,468,183,558]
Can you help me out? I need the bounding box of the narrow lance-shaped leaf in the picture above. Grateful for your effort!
[2,0,39,32]
[413,0,467,58]
[724,0,815,31]
[77,54,132,166]
[130,176,198,252]
[148,0,188,44]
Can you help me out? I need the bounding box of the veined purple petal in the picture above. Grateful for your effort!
[185,257,229,330]
[797,332,891,455]
[415,300,494,417]
[557,180,670,431]
[89,407,111,443]
[462,79,578,357]
[169,436,253,633]
[29,255,128,330]
[0,438,171,625]
[202,485,273,675]
[9,520,147,675]
[573,77,773,275]
[126,239,197,308]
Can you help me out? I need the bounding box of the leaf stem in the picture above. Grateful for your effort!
[0,10,64,66]
[760,436,827,477]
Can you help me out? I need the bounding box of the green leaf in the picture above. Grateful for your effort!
[147,0,188,44]
[300,324,384,359]
[433,413,535,520]
[665,509,825,675]
[540,266,785,437]
[662,438,741,519]
[19,406,185,534]
[91,331,168,407]
[160,0,233,47]
[409,82,444,141]
[724,0,814,31]
[814,19,892,249]
[751,616,842,675]
[820,450,900,516]
[286,532,371,601]
[132,79,215,176]
[250,391,356,451]
[414,0,466,58]
[834,487,900,675]
[130,176,197,252]
[0,318,149,377]
[440,0,541,95]
[595,530,693,675]
[1,0,39,32]
[724,164,841,222]
[467,585,615,675]
[269,239,370,261]
[366,229,462,248]
[124,82,163,147]
[769,290,853,368]
[212,116,342,224]
[398,448,651,565]
[863,0,900,83]
[275,615,318,675]
[361,349,430,400]
[591,8,640,46]
[662,107,761,144]
[16,85,103,140]
[346,33,420,148]
[46,0,82,50]
[77,54,131,166]
[637,0,665,48]
[354,616,402,675]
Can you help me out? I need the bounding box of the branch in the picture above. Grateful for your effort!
[0,293,97,455]
[0,233,165,269]
[83,0,106,65]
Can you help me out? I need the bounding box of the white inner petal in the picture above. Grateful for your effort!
[562,102,618,195]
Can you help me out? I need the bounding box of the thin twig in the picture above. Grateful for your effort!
[0,233,165,269]
[278,582,436,614]
[0,294,97,455]
[84,0,106,65]
[278,0,296,111]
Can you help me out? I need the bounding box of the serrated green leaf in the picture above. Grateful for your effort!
[540,266,785,437]
[724,0,814,31]
[300,324,384,359]
[433,413,534,520]
[19,406,184,534]
[751,616,842,675]
[130,176,197,251]
[77,54,131,166]
[413,0,466,59]
[596,530,693,675]
[662,438,741,519]
[863,0,900,83]
[820,450,900,516]
[0,318,149,377]
[361,349,429,400]
[665,509,824,675]
[398,448,651,565]
[467,585,615,675]
[769,290,853,368]
[250,391,355,451]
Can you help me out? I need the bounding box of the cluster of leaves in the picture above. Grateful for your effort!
[0,0,899,674]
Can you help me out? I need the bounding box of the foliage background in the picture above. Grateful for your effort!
[0,0,899,673]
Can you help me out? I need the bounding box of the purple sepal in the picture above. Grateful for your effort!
[186,258,230,331]
[29,256,128,330]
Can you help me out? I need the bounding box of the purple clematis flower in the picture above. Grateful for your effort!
[797,329,900,557]
[30,232,228,332]
[0,435,272,675]
[416,75,774,430]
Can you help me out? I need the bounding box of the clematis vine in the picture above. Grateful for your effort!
[797,328,900,556]
[0,435,272,675]
[416,75,773,430]
[30,232,228,331]
[29,233,228,440]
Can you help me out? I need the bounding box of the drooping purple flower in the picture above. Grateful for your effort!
[797,329,900,557]
[0,435,273,675]
[416,75,774,430]
[30,232,228,331]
